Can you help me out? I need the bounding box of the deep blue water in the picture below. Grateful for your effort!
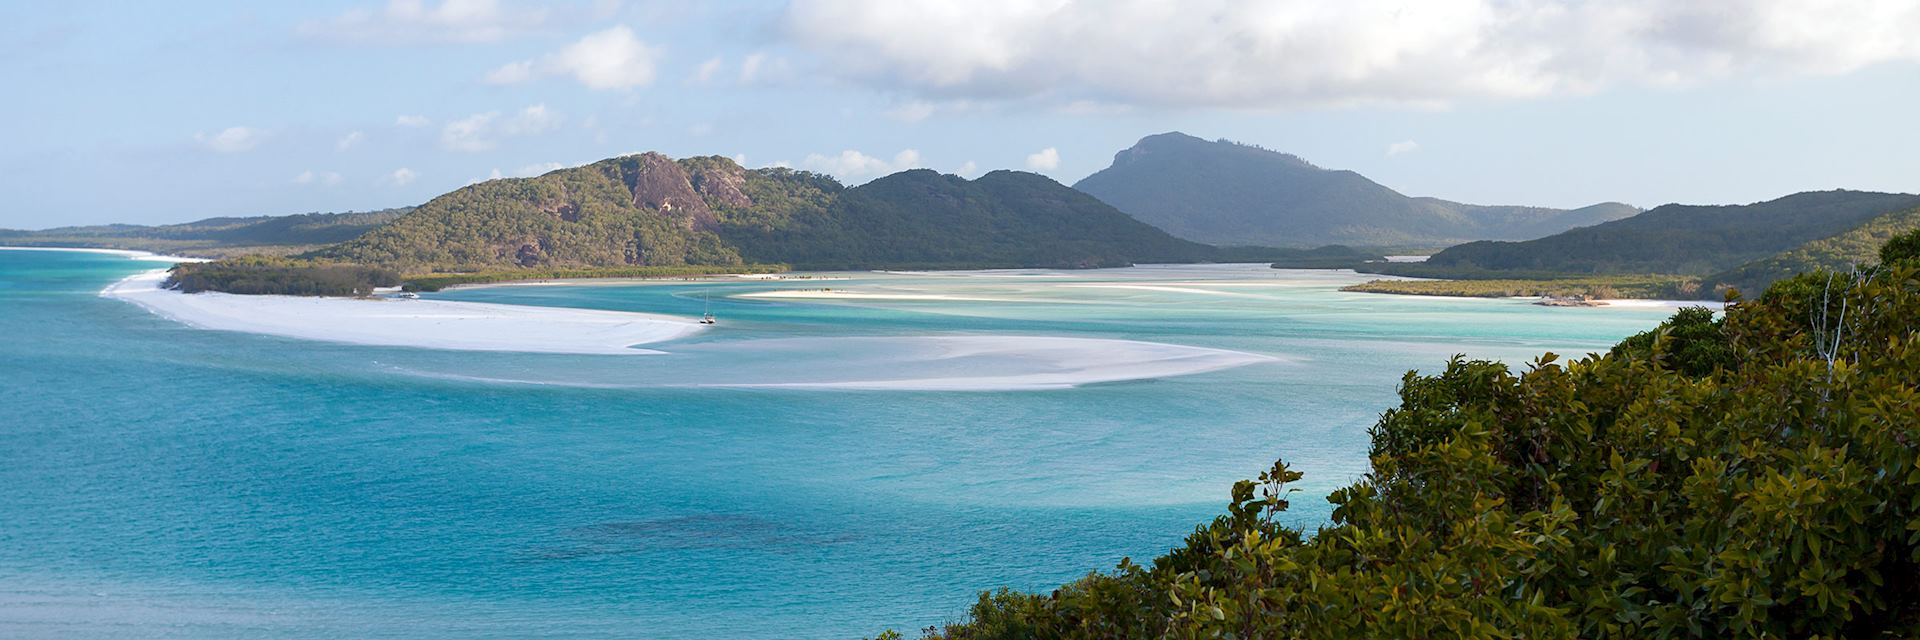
[0,249,1679,638]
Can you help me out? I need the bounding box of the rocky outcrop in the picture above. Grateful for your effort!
[688,160,753,210]
[615,152,719,231]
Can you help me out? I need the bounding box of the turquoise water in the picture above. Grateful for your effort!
[0,249,1680,638]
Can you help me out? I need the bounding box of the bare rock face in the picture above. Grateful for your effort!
[502,236,549,267]
[541,202,582,222]
[689,161,753,210]
[616,153,719,231]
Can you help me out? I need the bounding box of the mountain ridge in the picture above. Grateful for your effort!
[1073,132,1639,248]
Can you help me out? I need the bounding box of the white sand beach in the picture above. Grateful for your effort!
[101,269,705,355]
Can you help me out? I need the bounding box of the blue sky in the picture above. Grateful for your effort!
[3,0,1919,228]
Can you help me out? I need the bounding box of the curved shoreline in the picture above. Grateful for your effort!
[32,250,1283,387]
[101,269,707,355]
[0,245,207,263]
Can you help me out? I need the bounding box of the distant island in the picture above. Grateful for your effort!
[1348,190,1920,300]
[1074,132,1639,248]
[112,151,1377,296]
[0,208,409,259]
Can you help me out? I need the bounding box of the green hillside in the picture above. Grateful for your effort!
[319,152,1235,274]
[0,208,409,257]
[1398,190,1920,276]
[1072,132,1639,247]
[745,169,1218,269]
[1707,204,1920,293]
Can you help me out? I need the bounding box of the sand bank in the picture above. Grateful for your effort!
[101,269,704,355]
[401,335,1279,391]
[725,336,1278,391]
[0,246,206,263]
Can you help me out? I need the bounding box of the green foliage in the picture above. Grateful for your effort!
[1711,206,1920,293]
[315,155,1224,274]
[166,256,400,296]
[0,209,409,257]
[318,157,749,272]
[922,240,1920,638]
[1072,131,1638,247]
[745,169,1217,270]
[1609,306,1733,377]
[1881,228,1920,265]
[1342,274,1701,300]
[1403,190,1920,276]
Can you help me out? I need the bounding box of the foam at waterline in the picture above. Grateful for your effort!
[101,269,705,355]
[387,336,1283,392]
[1,246,207,263]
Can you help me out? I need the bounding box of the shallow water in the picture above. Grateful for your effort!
[0,250,1682,638]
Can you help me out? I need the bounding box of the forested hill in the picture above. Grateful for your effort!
[1071,132,1638,248]
[745,169,1218,269]
[318,152,1245,273]
[1705,204,1920,293]
[0,208,409,257]
[1405,190,1920,276]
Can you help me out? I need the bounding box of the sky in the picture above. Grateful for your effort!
[3,0,1920,228]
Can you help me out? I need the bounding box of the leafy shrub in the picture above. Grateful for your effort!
[1881,228,1920,265]
[166,257,399,296]
[910,239,1920,639]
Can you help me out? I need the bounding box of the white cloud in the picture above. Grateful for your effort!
[693,56,724,84]
[514,161,565,177]
[297,0,552,44]
[295,170,344,186]
[388,167,418,186]
[687,122,714,136]
[473,161,573,185]
[441,113,497,152]
[1386,140,1420,157]
[800,148,924,180]
[1025,147,1059,171]
[483,60,535,84]
[396,114,431,127]
[731,153,749,166]
[885,100,938,123]
[781,0,1920,109]
[486,25,661,90]
[336,131,365,151]
[739,53,766,83]
[503,103,562,134]
[955,160,979,177]
[736,51,791,85]
[195,126,265,153]
[439,104,562,152]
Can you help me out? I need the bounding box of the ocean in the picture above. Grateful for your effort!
[0,248,1682,638]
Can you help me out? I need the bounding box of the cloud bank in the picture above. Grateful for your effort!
[781,0,1920,109]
